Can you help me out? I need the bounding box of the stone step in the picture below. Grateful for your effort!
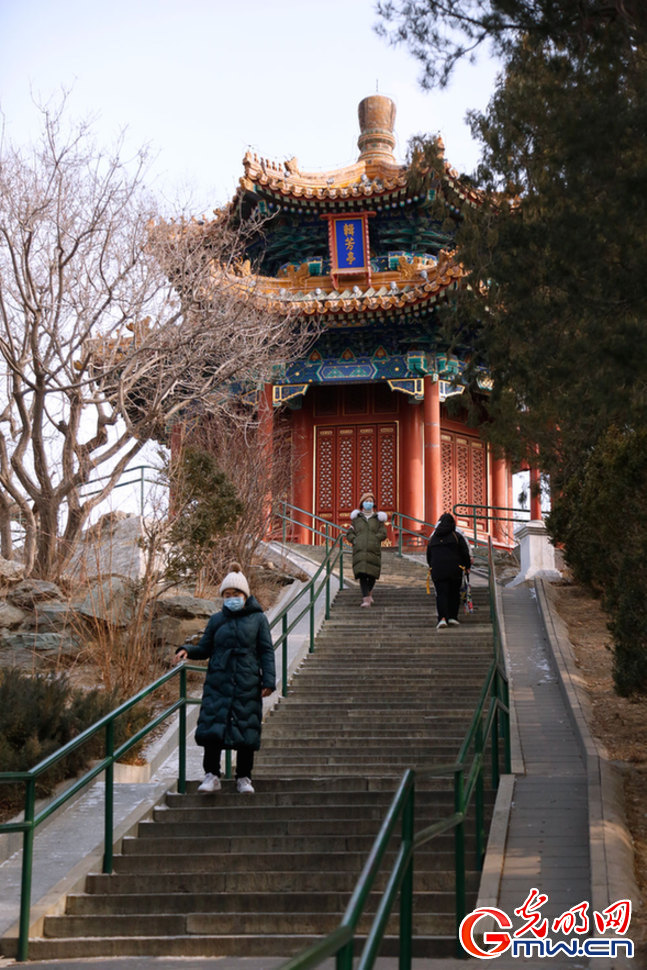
[164,784,459,804]
[84,867,478,895]
[14,932,459,960]
[252,748,476,763]
[153,802,461,827]
[110,846,461,874]
[267,698,484,708]
[65,889,457,916]
[128,829,475,850]
[44,909,454,938]
[261,723,472,735]
[256,737,466,750]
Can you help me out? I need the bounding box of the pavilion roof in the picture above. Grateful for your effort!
[238,146,481,210]
[225,248,468,320]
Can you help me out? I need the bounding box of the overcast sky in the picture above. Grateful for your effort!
[1,0,499,213]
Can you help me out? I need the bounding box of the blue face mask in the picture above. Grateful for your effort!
[362,501,374,511]
[224,596,245,612]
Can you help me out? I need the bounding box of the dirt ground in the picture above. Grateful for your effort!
[548,579,647,957]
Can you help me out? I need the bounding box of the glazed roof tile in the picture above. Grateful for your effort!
[224,252,467,318]
[240,150,480,207]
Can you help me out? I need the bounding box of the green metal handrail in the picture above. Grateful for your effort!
[278,499,345,551]
[453,501,541,550]
[275,535,511,970]
[269,506,345,696]
[0,666,191,961]
[80,464,162,517]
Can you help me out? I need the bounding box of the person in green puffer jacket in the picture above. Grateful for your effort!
[346,491,388,607]
[174,563,275,795]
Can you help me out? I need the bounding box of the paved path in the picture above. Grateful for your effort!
[499,584,590,917]
[491,584,590,969]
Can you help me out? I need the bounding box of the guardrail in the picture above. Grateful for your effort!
[275,536,510,970]
[453,502,542,550]
[278,500,344,550]
[391,506,529,557]
[81,464,163,517]
[271,503,345,696]
[390,511,440,556]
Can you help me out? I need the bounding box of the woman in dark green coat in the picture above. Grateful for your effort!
[346,491,388,607]
[174,563,275,794]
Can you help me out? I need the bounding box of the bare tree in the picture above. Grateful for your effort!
[0,99,315,579]
[166,413,293,595]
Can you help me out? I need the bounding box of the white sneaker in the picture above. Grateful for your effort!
[236,776,255,794]
[436,619,447,629]
[448,618,460,626]
[197,772,221,793]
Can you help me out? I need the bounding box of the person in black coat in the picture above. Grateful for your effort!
[174,563,275,794]
[426,513,472,630]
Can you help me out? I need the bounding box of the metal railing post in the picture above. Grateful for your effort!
[336,941,354,970]
[454,766,466,946]
[282,614,289,696]
[309,583,315,652]
[103,720,115,874]
[282,500,287,545]
[178,666,187,794]
[399,782,414,970]
[492,709,500,792]
[502,678,512,774]
[475,721,485,868]
[17,777,36,961]
[339,541,344,590]
[325,556,331,620]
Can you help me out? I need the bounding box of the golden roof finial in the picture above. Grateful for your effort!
[357,94,396,163]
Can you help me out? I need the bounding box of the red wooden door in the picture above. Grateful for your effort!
[315,423,397,540]
[441,432,487,533]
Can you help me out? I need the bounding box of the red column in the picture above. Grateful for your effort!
[400,400,424,535]
[423,375,442,527]
[291,402,314,544]
[530,466,542,520]
[491,451,509,544]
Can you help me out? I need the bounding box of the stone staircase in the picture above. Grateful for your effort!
[21,551,498,960]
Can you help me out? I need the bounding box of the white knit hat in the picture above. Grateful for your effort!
[219,562,250,598]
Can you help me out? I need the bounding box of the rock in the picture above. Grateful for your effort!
[0,630,82,660]
[67,513,158,582]
[148,595,217,651]
[73,577,135,628]
[8,580,64,609]
[150,614,209,651]
[21,602,73,633]
[0,601,26,630]
[152,595,218,620]
[0,557,25,583]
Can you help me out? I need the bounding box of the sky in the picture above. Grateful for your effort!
[0,0,500,214]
